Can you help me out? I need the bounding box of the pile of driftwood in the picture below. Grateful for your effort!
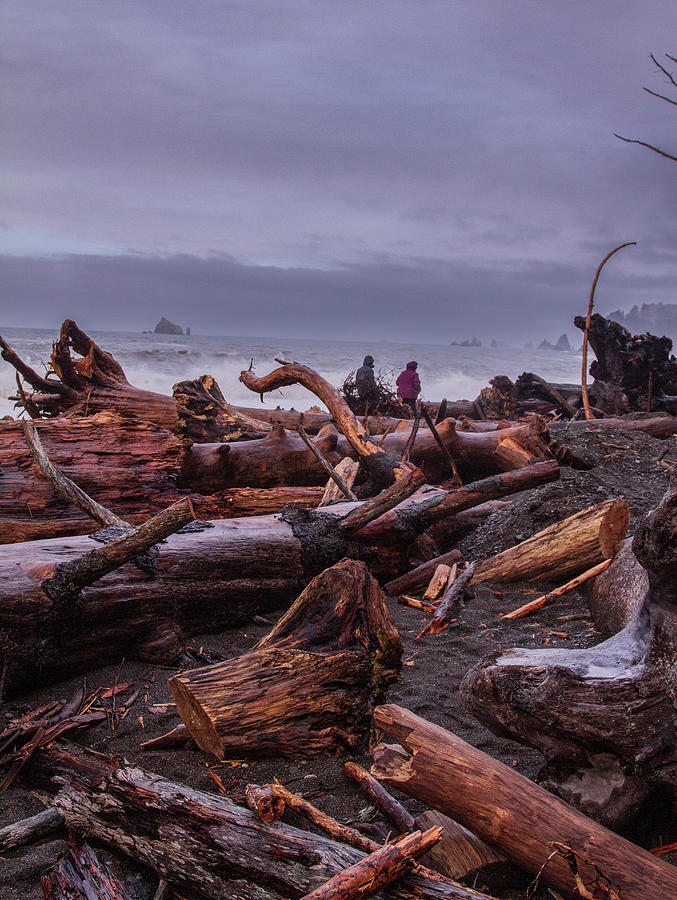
[0,320,676,899]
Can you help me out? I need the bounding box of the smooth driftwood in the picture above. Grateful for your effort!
[463,476,677,829]
[0,807,65,853]
[169,559,402,758]
[582,536,649,636]
[26,747,491,900]
[41,840,131,900]
[471,498,629,585]
[371,705,677,900]
[300,828,443,900]
[549,415,677,439]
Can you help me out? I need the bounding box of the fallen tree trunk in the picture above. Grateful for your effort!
[371,705,677,900]
[25,747,491,900]
[463,476,677,829]
[0,480,438,693]
[0,807,64,853]
[581,537,648,636]
[471,498,629,584]
[353,460,560,544]
[169,559,402,758]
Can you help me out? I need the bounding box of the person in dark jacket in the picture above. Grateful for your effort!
[355,355,379,408]
[396,361,421,412]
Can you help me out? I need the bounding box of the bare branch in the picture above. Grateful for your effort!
[643,86,677,106]
[614,133,677,162]
[650,52,677,89]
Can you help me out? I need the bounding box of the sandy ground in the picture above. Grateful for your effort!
[1,424,676,898]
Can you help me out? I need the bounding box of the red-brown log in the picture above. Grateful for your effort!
[371,705,677,900]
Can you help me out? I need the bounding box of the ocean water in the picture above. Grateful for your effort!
[0,327,583,419]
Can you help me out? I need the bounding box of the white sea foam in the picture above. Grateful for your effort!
[0,327,583,419]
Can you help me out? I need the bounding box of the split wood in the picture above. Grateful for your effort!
[418,563,477,638]
[320,457,360,506]
[502,558,612,619]
[299,827,443,900]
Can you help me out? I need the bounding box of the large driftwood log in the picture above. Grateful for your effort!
[470,498,629,584]
[169,559,402,758]
[0,478,451,693]
[574,312,677,414]
[371,705,677,900]
[463,477,677,829]
[25,747,491,900]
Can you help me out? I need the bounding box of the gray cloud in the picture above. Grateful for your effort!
[1,1,676,331]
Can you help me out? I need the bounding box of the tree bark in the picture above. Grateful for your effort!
[299,828,443,900]
[471,498,629,584]
[371,705,677,900]
[25,747,491,900]
[463,477,677,829]
[41,841,131,900]
[169,559,402,758]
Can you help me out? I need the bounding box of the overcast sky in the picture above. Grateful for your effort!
[1,1,675,341]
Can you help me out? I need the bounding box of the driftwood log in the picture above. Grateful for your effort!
[463,476,677,828]
[0,471,432,694]
[371,705,677,900]
[41,841,131,900]
[24,747,491,900]
[169,559,402,758]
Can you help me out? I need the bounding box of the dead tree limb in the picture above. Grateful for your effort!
[580,243,636,419]
[296,424,358,500]
[22,419,128,528]
[41,840,132,899]
[0,807,64,853]
[41,497,194,601]
[299,828,443,900]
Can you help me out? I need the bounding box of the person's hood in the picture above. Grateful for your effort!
[363,355,374,367]
[406,360,418,370]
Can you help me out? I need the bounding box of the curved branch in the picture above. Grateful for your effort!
[240,363,388,462]
[581,242,636,420]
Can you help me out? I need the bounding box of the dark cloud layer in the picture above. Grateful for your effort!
[1,1,676,335]
[0,251,671,344]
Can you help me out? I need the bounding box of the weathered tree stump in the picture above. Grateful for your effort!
[463,476,677,828]
[169,559,402,758]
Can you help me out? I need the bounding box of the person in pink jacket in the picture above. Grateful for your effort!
[396,361,421,412]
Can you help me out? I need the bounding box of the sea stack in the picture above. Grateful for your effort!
[154,316,183,335]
